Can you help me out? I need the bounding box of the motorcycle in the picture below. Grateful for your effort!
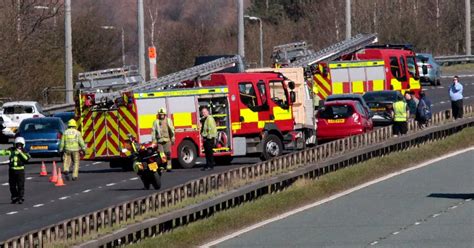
[123,136,164,190]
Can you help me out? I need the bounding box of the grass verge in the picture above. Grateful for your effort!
[441,63,474,75]
[128,127,474,248]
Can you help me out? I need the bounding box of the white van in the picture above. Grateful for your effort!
[1,101,45,125]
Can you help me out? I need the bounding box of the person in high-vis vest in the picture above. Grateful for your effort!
[60,119,86,181]
[151,108,175,171]
[0,137,31,204]
[392,94,409,136]
[200,107,217,171]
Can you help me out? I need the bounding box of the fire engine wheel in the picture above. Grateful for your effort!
[260,134,283,161]
[177,140,197,169]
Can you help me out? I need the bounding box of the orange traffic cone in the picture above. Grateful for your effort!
[39,162,48,176]
[49,162,58,183]
[55,168,66,187]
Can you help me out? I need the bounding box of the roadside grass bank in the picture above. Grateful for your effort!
[127,127,474,248]
[441,63,474,75]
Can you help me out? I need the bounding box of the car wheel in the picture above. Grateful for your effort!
[177,140,197,169]
[260,134,283,161]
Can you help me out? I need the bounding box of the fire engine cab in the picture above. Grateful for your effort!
[77,57,310,169]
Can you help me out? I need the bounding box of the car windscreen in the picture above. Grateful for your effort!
[318,105,354,119]
[20,120,61,133]
[3,105,34,114]
[363,93,397,103]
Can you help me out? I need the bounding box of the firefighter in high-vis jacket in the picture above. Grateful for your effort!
[151,108,175,171]
[60,119,86,181]
[0,137,31,204]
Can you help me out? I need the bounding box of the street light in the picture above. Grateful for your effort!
[244,15,263,68]
[101,26,126,67]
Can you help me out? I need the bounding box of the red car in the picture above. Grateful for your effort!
[316,100,373,141]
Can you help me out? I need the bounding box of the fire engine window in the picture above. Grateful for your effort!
[389,57,401,79]
[239,82,259,110]
[257,81,267,106]
[269,81,289,109]
[406,56,417,77]
[399,56,406,78]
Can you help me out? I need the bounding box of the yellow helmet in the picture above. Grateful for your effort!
[68,119,77,127]
[158,107,167,115]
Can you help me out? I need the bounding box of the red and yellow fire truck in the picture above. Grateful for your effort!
[76,60,308,169]
[276,35,422,106]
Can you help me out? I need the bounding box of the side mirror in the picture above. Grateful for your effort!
[290,91,296,103]
[288,81,295,90]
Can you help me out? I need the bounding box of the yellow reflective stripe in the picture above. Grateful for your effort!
[315,74,331,92]
[373,79,384,91]
[318,85,328,98]
[409,77,421,90]
[232,122,241,131]
[329,60,385,69]
[352,81,364,93]
[106,114,119,155]
[273,106,292,120]
[240,108,259,123]
[134,87,228,98]
[173,112,192,127]
[258,120,274,128]
[138,114,156,129]
[391,78,402,90]
[332,82,343,94]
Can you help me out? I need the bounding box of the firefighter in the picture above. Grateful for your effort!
[60,119,86,181]
[392,94,409,136]
[0,137,31,204]
[151,107,175,172]
[200,107,217,171]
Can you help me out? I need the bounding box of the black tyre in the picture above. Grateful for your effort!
[436,79,441,86]
[214,156,233,165]
[140,174,150,190]
[151,172,161,189]
[260,134,283,161]
[430,79,436,86]
[177,140,197,168]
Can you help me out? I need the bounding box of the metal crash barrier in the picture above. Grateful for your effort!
[1,105,473,248]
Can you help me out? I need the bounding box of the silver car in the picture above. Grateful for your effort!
[416,53,441,86]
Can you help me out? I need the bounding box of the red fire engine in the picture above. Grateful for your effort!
[76,57,310,169]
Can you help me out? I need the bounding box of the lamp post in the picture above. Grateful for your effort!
[101,26,126,67]
[244,15,263,68]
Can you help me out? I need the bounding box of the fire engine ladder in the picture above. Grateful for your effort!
[287,33,378,67]
[121,55,242,93]
[78,66,137,81]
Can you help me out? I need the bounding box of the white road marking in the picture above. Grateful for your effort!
[59,196,70,200]
[33,204,44,208]
[465,96,470,99]
[82,189,91,193]
[465,198,472,202]
[98,186,103,189]
[438,86,445,88]
[2,183,8,186]
[85,164,90,167]
[414,222,421,225]
[129,177,139,181]
[370,241,378,246]
[440,101,445,104]
[201,147,474,247]
[26,177,33,180]
[1,160,9,164]
[6,211,18,215]
[432,213,441,218]
[449,205,458,209]
[392,231,400,235]
[106,183,116,187]
[93,162,101,165]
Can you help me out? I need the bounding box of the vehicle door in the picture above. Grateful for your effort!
[267,80,293,132]
[237,81,266,135]
[388,56,405,92]
[405,55,421,93]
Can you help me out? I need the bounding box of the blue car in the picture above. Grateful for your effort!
[18,117,65,157]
